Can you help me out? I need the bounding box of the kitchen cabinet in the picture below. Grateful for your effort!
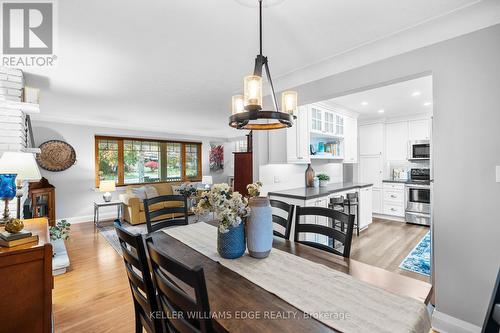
[409,119,430,141]
[268,107,310,164]
[359,123,384,155]
[309,105,344,137]
[304,197,329,244]
[310,107,323,132]
[386,121,409,161]
[382,182,405,217]
[286,106,310,163]
[358,186,373,229]
[359,155,383,188]
[372,188,382,214]
[343,115,358,163]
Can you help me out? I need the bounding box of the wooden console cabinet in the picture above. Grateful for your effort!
[0,218,53,333]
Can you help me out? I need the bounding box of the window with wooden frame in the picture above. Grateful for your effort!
[95,136,202,187]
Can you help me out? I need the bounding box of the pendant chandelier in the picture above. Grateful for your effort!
[229,0,298,130]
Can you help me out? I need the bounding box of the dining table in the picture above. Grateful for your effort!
[149,221,433,333]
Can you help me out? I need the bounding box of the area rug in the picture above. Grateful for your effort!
[399,231,431,276]
[97,215,200,255]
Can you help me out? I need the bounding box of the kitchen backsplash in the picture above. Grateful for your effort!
[259,161,343,195]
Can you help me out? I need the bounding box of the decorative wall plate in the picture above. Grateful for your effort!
[36,140,76,172]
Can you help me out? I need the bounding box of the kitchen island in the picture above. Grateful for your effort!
[268,182,374,241]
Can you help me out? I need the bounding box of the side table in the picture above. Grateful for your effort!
[93,200,123,229]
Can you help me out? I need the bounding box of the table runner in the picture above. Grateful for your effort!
[163,223,431,333]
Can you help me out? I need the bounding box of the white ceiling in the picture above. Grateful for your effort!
[327,76,433,120]
[25,0,499,138]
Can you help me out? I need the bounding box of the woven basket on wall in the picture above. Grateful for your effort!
[36,140,76,172]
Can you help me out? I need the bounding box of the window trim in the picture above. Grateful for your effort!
[95,135,202,187]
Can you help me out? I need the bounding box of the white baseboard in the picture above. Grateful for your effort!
[59,212,119,224]
[432,310,481,333]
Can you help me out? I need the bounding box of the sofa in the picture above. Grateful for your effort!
[119,182,185,225]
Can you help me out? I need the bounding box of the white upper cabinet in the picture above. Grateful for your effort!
[287,106,310,163]
[359,123,384,156]
[268,106,310,164]
[343,115,358,163]
[408,119,430,141]
[310,107,323,133]
[386,121,409,161]
[309,105,344,137]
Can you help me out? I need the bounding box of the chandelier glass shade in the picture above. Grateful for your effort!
[229,0,297,130]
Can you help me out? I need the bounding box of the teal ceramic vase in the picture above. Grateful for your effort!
[246,197,273,259]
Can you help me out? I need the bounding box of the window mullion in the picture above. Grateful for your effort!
[118,139,124,185]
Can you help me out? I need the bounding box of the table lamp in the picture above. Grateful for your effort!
[99,180,116,202]
[0,152,42,221]
[201,175,213,190]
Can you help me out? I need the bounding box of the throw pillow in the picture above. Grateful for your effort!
[144,185,159,199]
[131,187,147,200]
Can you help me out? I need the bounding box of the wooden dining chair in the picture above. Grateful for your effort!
[294,206,355,258]
[270,199,294,239]
[146,237,215,333]
[482,267,500,333]
[144,195,188,233]
[114,222,163,333]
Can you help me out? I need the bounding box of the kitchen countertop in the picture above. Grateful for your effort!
[268,182,373,200]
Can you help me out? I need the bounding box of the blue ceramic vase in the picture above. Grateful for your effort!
[0,174,17,199]
[246,197,273,259]
[217,222,246,259]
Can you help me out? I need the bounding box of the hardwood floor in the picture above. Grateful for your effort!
[53,222,134,332]
[54,219,431,332]
[350,217,431,282]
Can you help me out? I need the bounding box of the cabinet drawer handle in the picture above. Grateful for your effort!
[390,208,397,211]
[390,195,397,198]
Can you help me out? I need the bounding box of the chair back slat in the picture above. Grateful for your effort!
[144,195,188,233]
[294,206,355,258]
[146,237,214,333]
[482,268,500,333]
[270,199,294,239]
[114,223,163,333]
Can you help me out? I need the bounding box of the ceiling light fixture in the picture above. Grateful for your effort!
[229,0,296,130]
[361,101,368,106]
[412,91,421,97]
[423,102,432,106]
[378,109,385,113]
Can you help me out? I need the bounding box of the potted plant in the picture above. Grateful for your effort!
[179,183,198,208]
[245,181,272,259]
[317,174,330,187]
[49,219,71,242]
[193,184,250,259]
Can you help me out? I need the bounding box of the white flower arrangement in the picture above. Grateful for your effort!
[193,183,250,233]
[246,181,263,198]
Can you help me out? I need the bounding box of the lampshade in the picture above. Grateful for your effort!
[0,152,41,181]
[231,95,245,115]
[244,75,262,110]
[281,91,298,115]
[201,176,213,185]
[99,180,116,192]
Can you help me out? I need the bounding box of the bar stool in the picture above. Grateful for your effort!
[344,192,360,236]
[328,196,345,230]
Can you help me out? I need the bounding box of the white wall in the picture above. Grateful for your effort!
[279,24,500,331]
[31,120,228,222]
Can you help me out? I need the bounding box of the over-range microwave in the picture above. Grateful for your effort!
[408,140,430,161]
